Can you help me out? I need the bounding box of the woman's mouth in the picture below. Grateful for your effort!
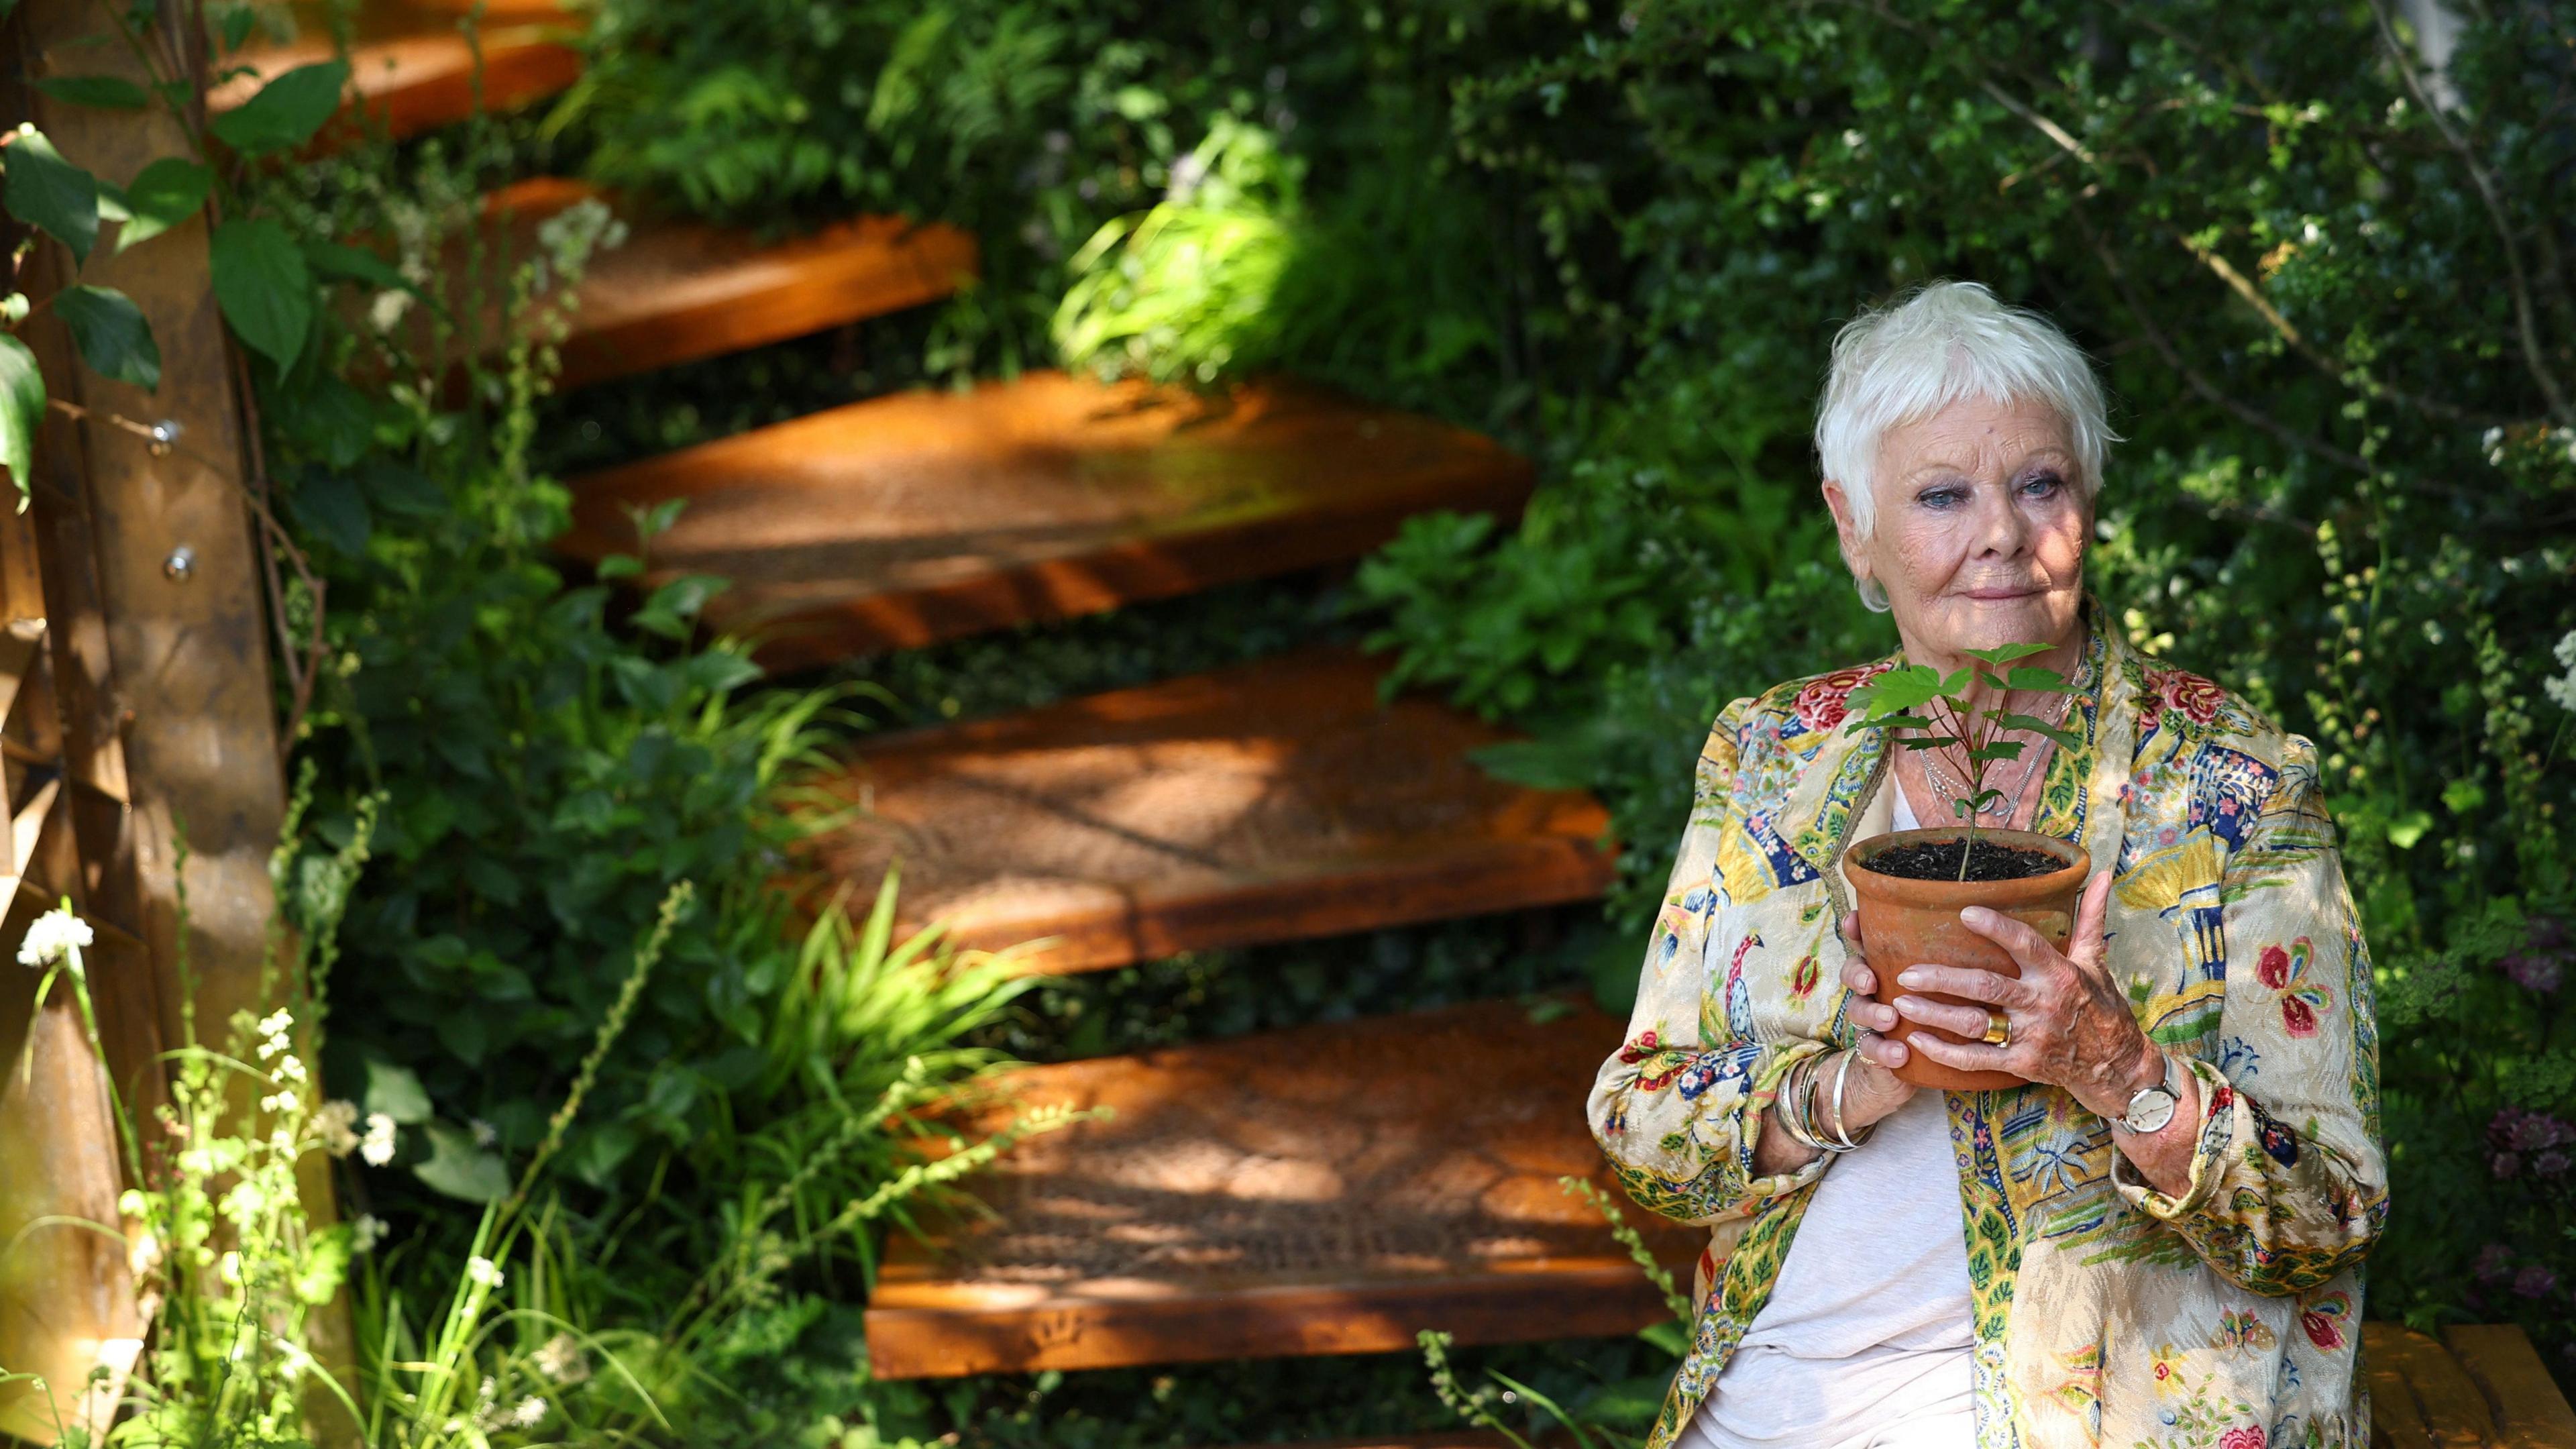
[1963,586,2043,602]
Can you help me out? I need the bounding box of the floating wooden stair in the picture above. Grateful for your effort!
[864,998,1697,1379]
[215,25,582,148]
[2366,1322,2576,1449]
[557,372,1533,670]
[425,178,975,392]
[796,649,1613,976]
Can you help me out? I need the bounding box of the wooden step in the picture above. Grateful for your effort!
[2366,1321,2576,1449]
[214,25,582,148]
[421,178,975,392]
[557,372,1532,669]
[796,649,1614,976]
[863,998,1698,1379]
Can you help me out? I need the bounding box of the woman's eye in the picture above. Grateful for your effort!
[1919,486,1966,508]
[2020,470,2065,497]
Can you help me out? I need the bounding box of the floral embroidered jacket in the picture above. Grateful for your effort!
[1592,621,2386,1449]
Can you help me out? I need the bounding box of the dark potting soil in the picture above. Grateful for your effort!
[1865,838,2066,882]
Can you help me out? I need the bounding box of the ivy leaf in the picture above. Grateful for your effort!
[207,60,349,156]
[52,284,160,390]
[32,74,150,110]
[361,1055,433,1124]
[2,128,101,264]
[208,217,312,370]
[413,1120,510,1203]
[285,466,371,555]
[113,157,211,252]
[0,335,44,498]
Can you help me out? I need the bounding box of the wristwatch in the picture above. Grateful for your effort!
[2114,1051,2185,1135]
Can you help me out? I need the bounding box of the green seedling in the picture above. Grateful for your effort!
[1843,642,2082,880]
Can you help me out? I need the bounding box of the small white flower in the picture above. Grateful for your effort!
[508,1397,547,1428]
[350,1214,386,1253]
[274,1054,308,1085]
[313,1100,361,1157]
[466,1255,504,1291]
[258,1089,299,1115]
[470,1118,498,1149]
[2544,630,2576,714]
[17,908,93,971]
[531,1332,588,1385]
[360,1112,398,1167]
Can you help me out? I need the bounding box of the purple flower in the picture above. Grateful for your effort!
[2489,1108,2576,1155]
[2513,1266,2557,1299]
[2493,1151,2522,1180]
[2473,1243,2515,1281]
[2540,1150,2573,1178]
[2502,952,2565,994]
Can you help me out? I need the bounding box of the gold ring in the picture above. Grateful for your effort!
[1982,1009,2012,1046]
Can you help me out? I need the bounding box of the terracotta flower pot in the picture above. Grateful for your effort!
[1839,827,2090,1091]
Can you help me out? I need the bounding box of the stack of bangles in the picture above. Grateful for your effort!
[1775,1048,1874,1155]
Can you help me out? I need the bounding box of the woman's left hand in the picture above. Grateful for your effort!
[1888,871,2161,1120]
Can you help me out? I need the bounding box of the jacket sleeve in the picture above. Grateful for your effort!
[1589,698,1831,1228]
[2110,733,2389,1295]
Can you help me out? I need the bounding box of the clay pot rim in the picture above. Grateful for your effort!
[1842,826,2091,908]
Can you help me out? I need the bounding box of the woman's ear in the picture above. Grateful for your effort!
[1821,477,1868,574]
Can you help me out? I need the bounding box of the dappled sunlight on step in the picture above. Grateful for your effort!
[865,998,1699,1379]
[558,372,1532,669]
[796,649,1614,975]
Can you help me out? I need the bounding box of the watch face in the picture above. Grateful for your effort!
[2125,1089,2178,1134]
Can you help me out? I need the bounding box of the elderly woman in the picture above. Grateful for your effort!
[1593,282,2385,1449]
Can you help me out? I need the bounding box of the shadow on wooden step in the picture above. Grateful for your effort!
[796,647,1615,975]
[865,998,1697,1380]
[558,372,1532,669]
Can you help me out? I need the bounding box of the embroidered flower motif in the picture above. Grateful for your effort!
[1789,953,1821,999]
[1790,661,1895,733]
[2297,1291,2351,1350]
[2260,1117,2302,1167]
[2141,665,2228,727]
[2218,1426,2267,1449]
[2210,1309,2276,1351]
[2253,936,2329,1036]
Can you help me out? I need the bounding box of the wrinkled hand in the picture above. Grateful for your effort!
[1884,871,2161,1119]
[1829,911,1917,1133]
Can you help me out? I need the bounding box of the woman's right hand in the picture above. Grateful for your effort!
[1833,910,1918,1132]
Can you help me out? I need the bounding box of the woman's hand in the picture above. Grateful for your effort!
[1886,871,2161,1120]
[1827,910,1916,1132]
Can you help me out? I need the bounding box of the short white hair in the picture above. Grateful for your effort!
[1815,280,2113,543]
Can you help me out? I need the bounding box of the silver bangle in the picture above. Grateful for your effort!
[1776,1055,1828,1152]
[1824,1050,1874,1150]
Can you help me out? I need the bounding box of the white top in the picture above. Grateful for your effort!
[1678,787,1977,1449]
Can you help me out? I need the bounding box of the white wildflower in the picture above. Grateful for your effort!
[508,1397,547,1428]
[367,288,413,334]
[313,1100,361,1157]
[466,1255,504,1291]
[258,1089,300,1115]
[531,1332,588,1385]
[350,1214,386,1253]
[274,1053,308,1085]
[255,1009,294,1059]
[17,908,93,971]
[360,1112,398,1167]
[2544,630,2576,714]
[470,1118,498,1149]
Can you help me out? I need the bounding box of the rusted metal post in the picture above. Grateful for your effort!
[2,0,358,1438]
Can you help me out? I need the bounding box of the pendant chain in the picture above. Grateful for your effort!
[1913,686,2077,826]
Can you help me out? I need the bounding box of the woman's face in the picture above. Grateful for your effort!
[1825,394,2091,664]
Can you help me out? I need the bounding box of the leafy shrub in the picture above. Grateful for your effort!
[1354,0,2576,1379]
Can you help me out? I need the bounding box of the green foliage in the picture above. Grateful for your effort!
[1350,0,2576,1375]
[0,335,40,490]
[52,285,160,390]
[1842,645,2080,863]
[4,127,102,264]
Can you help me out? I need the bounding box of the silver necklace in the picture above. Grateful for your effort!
[1911,688,2075,826]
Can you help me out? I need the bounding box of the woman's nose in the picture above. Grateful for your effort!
[1974,489,2030,557]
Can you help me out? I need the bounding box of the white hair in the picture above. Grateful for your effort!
[1815,282,2114,608]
